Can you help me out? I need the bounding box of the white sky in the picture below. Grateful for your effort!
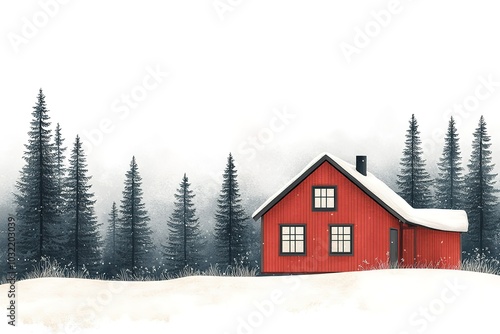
[2,0,500,227]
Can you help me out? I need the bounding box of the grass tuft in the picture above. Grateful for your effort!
[23,257,91,280]
[162,264,258,280]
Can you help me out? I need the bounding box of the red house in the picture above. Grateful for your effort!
[252,153,468,274]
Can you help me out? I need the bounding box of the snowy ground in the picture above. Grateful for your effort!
[1,269,499,333]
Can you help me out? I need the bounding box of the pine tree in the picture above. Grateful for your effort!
[117,157,154,274]
[463,116,499,257]
[396,114,434,208]
[15,89,59,274]
[54,123,67,196]
[214,153,250,267]
[49,122,69,264]
[162,174,204,272]
[435,116,465,209]
[65,135,102,274]
[103,202,119,276]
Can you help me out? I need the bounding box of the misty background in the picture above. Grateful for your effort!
[1,1,500,246]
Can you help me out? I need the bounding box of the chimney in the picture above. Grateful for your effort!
[356,155,367,176]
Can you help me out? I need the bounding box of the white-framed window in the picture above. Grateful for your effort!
[330,225,353,255]
[280,225,306,255]
[313,186,337,211]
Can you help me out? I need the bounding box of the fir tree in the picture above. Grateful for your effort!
[103,202,119,276]
[49,122,69,263]
[117,157,154,274]
[54,123,67,196]
[15,89,59,274]
[396,114,434,208]
[214,153,250,267]
[65,135,102,274]
[463,116,499,257]
[162,174,204,272]
[435,116,465,209]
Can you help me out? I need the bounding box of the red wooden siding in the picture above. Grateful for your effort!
[414,227,462,268]
[261,161,401,273]
[402,227,416,266]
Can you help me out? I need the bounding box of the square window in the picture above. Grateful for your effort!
[330,224,353,255]
[280,225,306,255]
[312,186,337,211]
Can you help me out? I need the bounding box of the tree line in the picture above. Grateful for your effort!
[11,89,259,278]
[397,114,499,259]
[3,91,500,278]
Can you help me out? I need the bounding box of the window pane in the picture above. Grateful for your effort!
[296,226,304,234]
[344,234,350,240]
[327,188,334,197]
[283,235,290,240]
[321,189,327,197]
[332,242,338,253]
[296,242,304,253]
[345,226,351,234]
[332,226,338,234]
[315,188,321,197]
[282,226,289,234]
[296,234,304,241]
[332,235,338,241]
[282,242,289,253]
[326,198,335,208]
[314,198,321,208]
[321,198,326,207]
[290,242,295,253]
[344,241,351,253]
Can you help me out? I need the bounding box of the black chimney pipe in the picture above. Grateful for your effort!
[356,156,367,176]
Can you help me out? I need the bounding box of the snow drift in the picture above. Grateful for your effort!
[1,269,499,333]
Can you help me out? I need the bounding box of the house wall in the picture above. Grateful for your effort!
[414,227,462,268]
[261,161,401,274]
[401,227,416,266]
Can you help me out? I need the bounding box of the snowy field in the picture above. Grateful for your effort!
[1,269,499,333]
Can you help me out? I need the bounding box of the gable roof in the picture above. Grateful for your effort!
[252,153,468,233]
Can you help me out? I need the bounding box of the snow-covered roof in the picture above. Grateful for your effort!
[252,153,468,232]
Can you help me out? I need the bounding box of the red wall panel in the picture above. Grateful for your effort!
[402,227,416,266]
[414,227,462,268]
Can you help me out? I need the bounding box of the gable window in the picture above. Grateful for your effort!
[330,225,353,255]
[280,225,306,255]
[312,186,337,211]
